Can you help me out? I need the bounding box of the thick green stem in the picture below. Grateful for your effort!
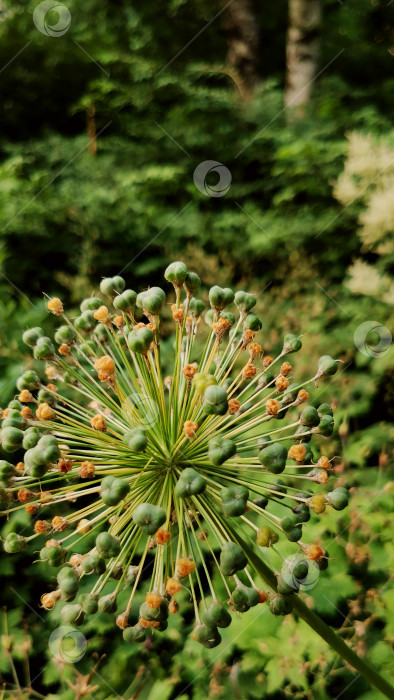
[231,529,394,699]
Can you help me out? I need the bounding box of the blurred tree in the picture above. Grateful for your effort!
[221,0,260,96]
[285,0,321,113]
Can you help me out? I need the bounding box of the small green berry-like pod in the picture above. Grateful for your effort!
[139,600,168,622]
[54,325,75,345]
[78,594,99,614]
[192,372,217,394]
[81,552,106,575]
[282,333,302,354]
[184,271,201,297]
[208,286,234,312]
[202,385,228,415]
[123,428,147,452]
[74,310,96,332]
[61,603,85,626]
[33,336,55,361]
[57,567,79,601]
[98,594,117,614]
[2,409,26,430]
[326,487,349,510]
[3,532,26,553]
[80,296,102,311]
[194,623,221,648]
[219,541,247,576]
[281,514,303,542]
[95,532,121,559]
[317,403,333,417]
[113,289,137,312]
[22,327,45,347]
[208,436,236,465]
[123,625,146,643]
[0,460,16,486]
[136,287,166,315]
[164,261,188,287]
[185,297,205,319]
[132,503,166,534]
[40,545,66,567]
[269,594,293,616]
[300,406,320,427]
[174,468,206,498]
[100,476,130,506]
[220,485,249,517]
[127,327,154,354]
[256,526,279,547]
[99,276,125,298]
[234,290,256,316]
[315,414,335,436]
[258,442,287,474]
[202,602,232,629]
[1,427,24,453]
[242,312,262,331]
[317,355,338,378]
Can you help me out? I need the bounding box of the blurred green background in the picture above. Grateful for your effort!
[0,0,393,698]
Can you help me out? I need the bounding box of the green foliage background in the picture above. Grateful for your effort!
[0,0,393,698]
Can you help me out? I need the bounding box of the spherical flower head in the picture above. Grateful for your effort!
[2,262,348,650]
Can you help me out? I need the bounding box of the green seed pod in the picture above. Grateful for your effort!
[0,461,15,485]
[78,593,99,614]
[269,594,293,616]
[164,261,188,286]
[137,287,166,315]
[94,325,109,343]
[277,575,299,596]
[326,487,349,510]
[37,389,56,406]
[292,501,310,522]
[281,515,303,542]
[22,327,45,347]
[110,562,124,580]
[123,624,146,643]
[81,553,106,575]
[127,327,154,355]
[74,310,96,332]
[232,586,250,612]
[33,336,55,361]
[234,291,256,315]
[100,276,125,298]
[17,370,41,392]
[3,532,26,553]
[317,415,334,436]
[98,594,117,613]
[317,355,338,378]
[80,297,102,311]
[2,411,25,430]
[1,427,24,453]
[24,449,49,478]
[282,334,302,354]
[208,437,236,466]
[186,297,205,319]
[174,467,206,498]
[194,623,221,648]
[8,400,22,409]
[293,424,312,442]
[132,502,166,534]
[258,442,287,474]
[219,541,247,576]
[202,385,228,416]
[123,428,147,452]
[58,568,79,600]
[318,403,333,417]
[256,526,279,547]
[257,436,272,450]
[61,604,84,626]
[184,271,201,296]
[113,289,137,312]
[79,340,96,356]
[192,372,217,395]
[253,495,268,509]
[125,565,139,586]
[221,485,249,517]
[38,435,60,463]
[96,532,121,559]
[202,602,231,628]
[269,479,287,499]
[243,312,262,331]
[245,586,260,607]
[300,406,320,427]
[257,371,275,389]
[41,545,65,567]
[209,286,234,312]
[101,476,130,506]
[140,599,169,622]
[54,325,75,345]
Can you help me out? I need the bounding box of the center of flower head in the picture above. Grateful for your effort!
[1,261,348,649]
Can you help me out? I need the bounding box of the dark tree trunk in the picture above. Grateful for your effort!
[221,0,260,96]
[285,0,321,115]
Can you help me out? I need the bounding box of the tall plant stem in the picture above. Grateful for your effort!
[231,529,394,699]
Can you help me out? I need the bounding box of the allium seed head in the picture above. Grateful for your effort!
[1,263,347,648]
